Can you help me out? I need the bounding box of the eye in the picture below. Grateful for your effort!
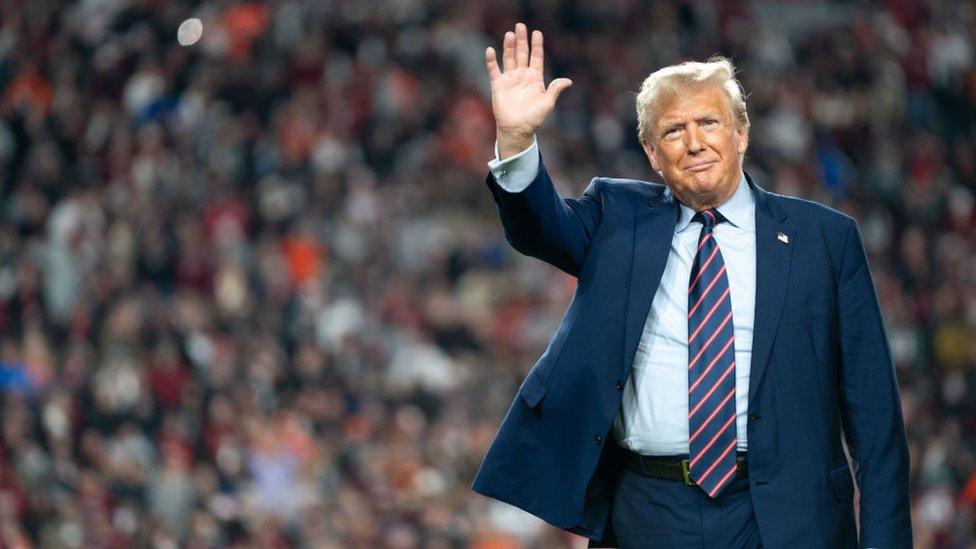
[663,127,682,139]
[702,119,719,128]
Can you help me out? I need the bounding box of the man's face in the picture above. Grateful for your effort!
[641,85,748,210]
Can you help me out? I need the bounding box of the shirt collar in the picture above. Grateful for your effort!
[675,171,755,233]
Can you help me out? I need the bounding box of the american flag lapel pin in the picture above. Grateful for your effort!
[777,232,789,245]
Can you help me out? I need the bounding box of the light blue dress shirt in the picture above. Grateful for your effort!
[488,139,756,455]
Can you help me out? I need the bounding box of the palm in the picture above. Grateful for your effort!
[492,66,552,134]
[486,24,572,139]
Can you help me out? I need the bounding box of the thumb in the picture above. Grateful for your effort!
[546,78,573,102]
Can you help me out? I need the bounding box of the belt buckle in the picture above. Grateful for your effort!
[681,459,695,486]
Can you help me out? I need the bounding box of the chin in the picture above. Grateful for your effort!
[690,177,719,192]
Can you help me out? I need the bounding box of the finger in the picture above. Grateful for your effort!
[529,30,544,71]
[486,47,501,81]
[515,23,529,68]
[502,31,515,73]
[547,78,573,102]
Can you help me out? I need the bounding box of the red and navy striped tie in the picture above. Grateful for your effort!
[687,208,738,498]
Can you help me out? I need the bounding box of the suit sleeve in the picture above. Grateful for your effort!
[836,220,912,548]
[484,151,603,277]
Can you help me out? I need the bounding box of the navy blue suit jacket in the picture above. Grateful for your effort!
[471,156,912,548]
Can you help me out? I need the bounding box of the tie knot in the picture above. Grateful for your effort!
[693,208,725,228]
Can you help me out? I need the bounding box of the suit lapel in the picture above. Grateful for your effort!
[747,173,795,409]
[624,189,678,371]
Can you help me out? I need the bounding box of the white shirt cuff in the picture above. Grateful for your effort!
[487,136,540,193]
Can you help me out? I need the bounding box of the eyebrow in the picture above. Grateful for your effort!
[659,113,722,132]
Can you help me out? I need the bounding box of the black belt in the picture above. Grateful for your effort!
[621,447,748,486]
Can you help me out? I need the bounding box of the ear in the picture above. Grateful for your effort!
[642,141,661,174]
[735,124,749,156]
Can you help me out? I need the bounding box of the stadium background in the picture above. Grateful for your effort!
[0,0,974,546]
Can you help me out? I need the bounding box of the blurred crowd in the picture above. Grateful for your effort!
[0,0,973,547]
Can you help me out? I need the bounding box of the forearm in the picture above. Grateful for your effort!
[484,149,601,277]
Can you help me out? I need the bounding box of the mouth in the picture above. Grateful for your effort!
[685,160,718,172]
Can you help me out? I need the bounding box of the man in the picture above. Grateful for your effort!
[471,23,912,548]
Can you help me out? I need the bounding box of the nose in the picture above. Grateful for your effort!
[685,125,705,153]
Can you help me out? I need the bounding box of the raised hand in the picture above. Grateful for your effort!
[486,23,572,159]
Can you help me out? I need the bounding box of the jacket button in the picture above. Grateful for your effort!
[593,434,602,445]
[615,380,624,391]
[748,413,761,421]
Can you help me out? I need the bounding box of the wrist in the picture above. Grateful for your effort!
[497,130,536,160]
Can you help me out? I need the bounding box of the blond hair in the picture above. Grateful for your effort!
[635,55,749,143]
